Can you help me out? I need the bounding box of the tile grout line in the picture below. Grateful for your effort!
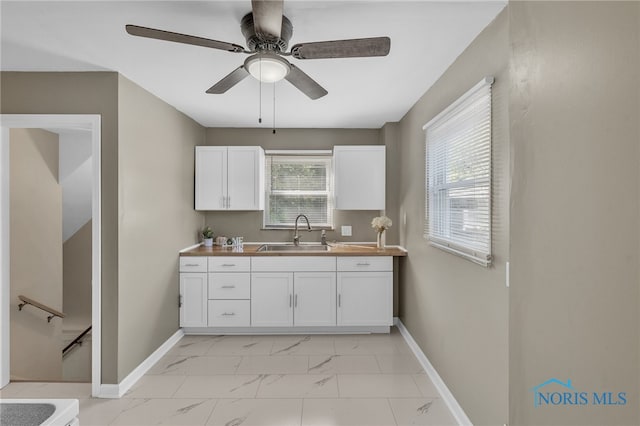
[386,397,400,426]
[202,397,220,426]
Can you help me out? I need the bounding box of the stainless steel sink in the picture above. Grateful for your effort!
[257,244,329,252]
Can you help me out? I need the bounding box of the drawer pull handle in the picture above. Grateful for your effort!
[221,312,236,316]
[221,285,236,289]
[289,294,292,308]
[221,264,236,267]
[184,263,200,267]
[356,262,370,266]
[338,294,341,307]
[294,294,298,308]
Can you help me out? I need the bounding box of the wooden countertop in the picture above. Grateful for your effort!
[180,243,407,257]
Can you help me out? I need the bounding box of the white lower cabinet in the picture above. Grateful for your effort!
[337,256,393,326]
[208,257,251,327]
[294,272,336,326]
[251,272,294,326]
[251,272,336,327]
[179,272,208,327]
[180,255,393,330]
[337,271,392,326]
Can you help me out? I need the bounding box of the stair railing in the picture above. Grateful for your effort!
[17,295,65,323]
[62,326,92,356]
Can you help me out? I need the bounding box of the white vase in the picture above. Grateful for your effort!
[376,230,386,249]
[203,238,213,247]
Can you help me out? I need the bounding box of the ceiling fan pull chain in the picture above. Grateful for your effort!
[273,82,277,134]
[258,59,262,123]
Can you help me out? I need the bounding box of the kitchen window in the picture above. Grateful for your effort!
[264,154,333,228]
[424,77,493,266]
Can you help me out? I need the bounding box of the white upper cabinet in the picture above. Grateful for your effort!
[195,146,226,210]
[195,146,264,211]
[227,147,264,210]
[333,145,386,210]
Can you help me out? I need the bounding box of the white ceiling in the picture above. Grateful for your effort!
[1,1,506,129]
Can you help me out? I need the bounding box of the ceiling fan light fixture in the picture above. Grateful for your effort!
[245,53,290,83]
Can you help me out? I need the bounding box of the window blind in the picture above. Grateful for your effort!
[264,155,333,227]
[424,77,493,266]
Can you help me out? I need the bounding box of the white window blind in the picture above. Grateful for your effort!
[424,77,493,266]
[264,154,333,228]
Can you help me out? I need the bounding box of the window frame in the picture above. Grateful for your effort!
[263,152,334,230]
[424,76,493,266]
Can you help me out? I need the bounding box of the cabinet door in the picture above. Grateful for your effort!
[227,147,264,210]
[333,146,385,210]
[180,273,208,327]
[195,146,227,210]
[251,272,294,326]
[294,272,336,326]
[337,271,392,326]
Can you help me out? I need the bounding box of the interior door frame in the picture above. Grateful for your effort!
[0,114,102,396]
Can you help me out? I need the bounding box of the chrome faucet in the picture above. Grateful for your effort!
[293,214,311,246]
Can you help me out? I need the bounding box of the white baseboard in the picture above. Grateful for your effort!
[396,319,472,426]
[98,384,120,399]
[97,329,184,398]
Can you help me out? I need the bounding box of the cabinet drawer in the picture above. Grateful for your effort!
[209,273,251,299]
[208,257,251,272]
[251,256,336,272]
[337,256,392,272]
[208,300,250,327]
[179,257,207,273]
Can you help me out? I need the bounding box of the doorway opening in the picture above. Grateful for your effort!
[0,114,101,396]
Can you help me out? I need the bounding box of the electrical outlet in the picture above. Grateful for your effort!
[341,225,352,237]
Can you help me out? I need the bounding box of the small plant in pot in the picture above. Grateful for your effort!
[201,226,214,247]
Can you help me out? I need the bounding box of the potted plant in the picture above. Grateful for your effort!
[201,226,214,247]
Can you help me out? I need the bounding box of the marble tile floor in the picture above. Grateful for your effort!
[0,327,457,425]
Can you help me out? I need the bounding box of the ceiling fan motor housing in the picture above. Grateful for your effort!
[241,12,293,53]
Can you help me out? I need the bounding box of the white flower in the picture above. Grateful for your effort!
[371,216,392,232]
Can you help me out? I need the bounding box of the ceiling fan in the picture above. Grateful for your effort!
[125,0,390,100]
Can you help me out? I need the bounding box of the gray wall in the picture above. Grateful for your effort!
[509,2,640,425]
[394,9,509,425]
[117,75,204,381]
[9,128,62,381]
[1,71,120,383]
[63,219,92,324]
[1,72,205,384]
[203,128,383,244]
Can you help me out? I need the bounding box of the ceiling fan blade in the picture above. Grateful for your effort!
[290,37,391,59]
[126,24,246,53]
[284,64,328,100]
[251,0,283,40]
[206,66,249,94]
